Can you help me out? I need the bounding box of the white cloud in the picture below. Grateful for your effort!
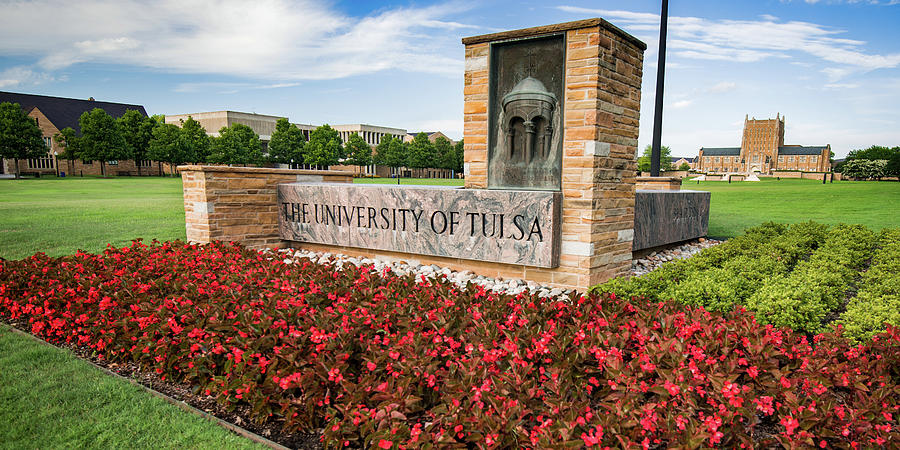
[174,81,301,94]
[558,5,900,80]
[0,66,54,88]
[707,81,737,94]
[669,100,693,109]
[0,0,474,80]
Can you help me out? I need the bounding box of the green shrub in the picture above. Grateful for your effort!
[839,229,900,342]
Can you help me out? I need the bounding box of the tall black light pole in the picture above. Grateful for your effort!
[650,0,669,177]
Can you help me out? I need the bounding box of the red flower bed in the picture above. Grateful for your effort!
[1,241,899,448]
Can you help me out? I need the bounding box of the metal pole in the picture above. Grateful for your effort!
[650,0,668,177]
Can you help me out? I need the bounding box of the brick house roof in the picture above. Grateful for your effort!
[0,91,147,135]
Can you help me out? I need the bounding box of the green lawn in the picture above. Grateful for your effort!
[683,177,900,238]
[0,177,186,260]
[0,325,264,449]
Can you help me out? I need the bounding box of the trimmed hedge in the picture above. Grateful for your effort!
[841,229,900,342]
[594,222,898,339]
[3,241,900,447]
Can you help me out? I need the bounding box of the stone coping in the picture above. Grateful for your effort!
[177,165,353,176]
[635,189,707,194]
[283,182,463,190]
[461,18,647,50]
[636,176,681,183]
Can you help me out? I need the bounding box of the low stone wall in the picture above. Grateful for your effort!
[179,166,353,249]
[636,176,681,190]
[633,190,710,250]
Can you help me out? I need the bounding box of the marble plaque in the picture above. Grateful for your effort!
[278,183,561,268]
[633,190,711,250]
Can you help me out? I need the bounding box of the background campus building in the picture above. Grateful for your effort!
[0,91,157,176]
[696,114,831,175]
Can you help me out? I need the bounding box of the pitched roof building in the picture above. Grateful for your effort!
[0,91,152,176]
[696,114,831,174]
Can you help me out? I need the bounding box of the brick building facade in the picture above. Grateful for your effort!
[697,114,831,174]
[0,91,162,176]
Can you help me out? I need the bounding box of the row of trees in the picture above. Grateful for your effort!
[839,145,900,180]
[267,118,464,174]
[2,101,465,178]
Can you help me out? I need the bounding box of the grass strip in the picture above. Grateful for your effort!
[0,323,266,450]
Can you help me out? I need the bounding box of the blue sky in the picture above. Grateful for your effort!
[1,0,898,158]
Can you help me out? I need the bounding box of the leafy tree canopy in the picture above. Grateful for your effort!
[406,132,437,169]
[304,124,344,167]
[637,144,673,172]
[0,101,46,178]
[453,139,464,173]
[846,145,898,162]
[678,162,691,171]
[78,108,128,175]
[434,136,456,171]
[268,118,306,165]
[344,133,372,168]
[374,135,407,169]
[148,123,186,168]
[117,110,156,169]
[179,116,210,163]
[207,123,264,166]
[54,127,80,160]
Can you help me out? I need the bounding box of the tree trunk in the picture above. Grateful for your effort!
[137,160,142,176]
[14,158,20,179]
[158,161,162,176]
[100,161,106,177]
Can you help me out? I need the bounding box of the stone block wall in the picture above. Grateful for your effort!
[463,19,646,289]
[179,166,353,249]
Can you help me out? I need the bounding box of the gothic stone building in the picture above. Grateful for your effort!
[697,114,831,175]
[0,91,158,176]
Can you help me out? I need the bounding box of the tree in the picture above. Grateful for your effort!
[0,102,47,179]
[841,159,886,180]
[344,133,372,171]
[678,162,691,171]
[453,139,464,174]
[117,109,156,176]
[268,118,306,166]
[148,123,185,175]
[304,124,344,168]
[179,116,210,164]
[374,135,407,169]
[883,152,900,181]
[207,123,264,166]
[846,145,896,162]
[54,127,81,176]
[406,132,437,169]
[434,136,455,172]
[78,108,128,177]
[637,144,672,172]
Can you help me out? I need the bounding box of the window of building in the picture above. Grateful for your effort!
[779,155,784,162]
[43,137,52,148]
[82,160,93,165]
[799,156,807,162]
[139,160,152,167]
[27,152,54,169]
[107,160,119,165]
[811,156,818,163]
[788,156,794,162]
[753,154,759,162]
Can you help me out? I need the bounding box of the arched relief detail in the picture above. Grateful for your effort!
[494,76,560,180]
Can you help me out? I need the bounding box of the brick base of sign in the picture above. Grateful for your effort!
[178,166,354,249]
